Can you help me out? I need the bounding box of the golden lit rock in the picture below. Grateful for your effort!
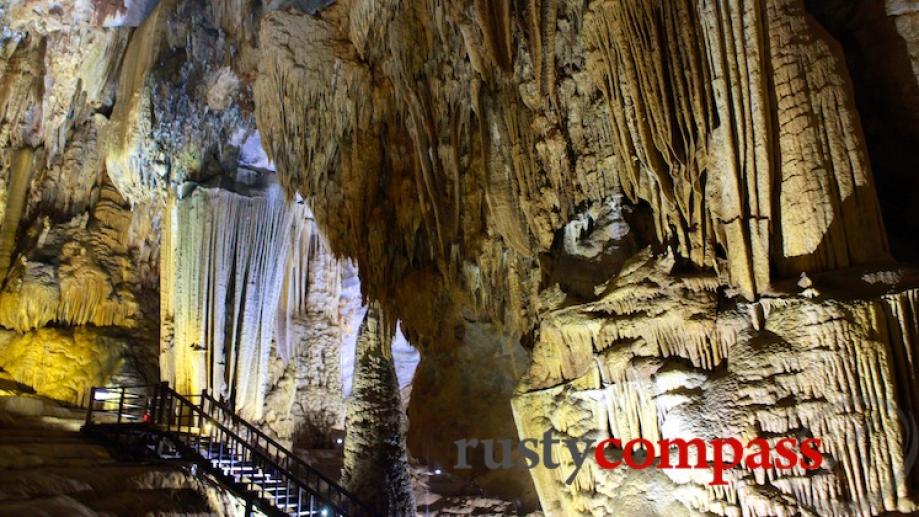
[2,0,919,513]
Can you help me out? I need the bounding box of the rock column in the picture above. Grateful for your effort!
[341,302,415,514]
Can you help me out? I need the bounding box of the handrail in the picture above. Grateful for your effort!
[162,388,354,516]
[200,392,364,509]
[84,383,371,516]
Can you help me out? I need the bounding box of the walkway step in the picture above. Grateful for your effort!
[82,384,368,516]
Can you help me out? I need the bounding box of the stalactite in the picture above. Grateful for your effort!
[0,147,35,277]
[0,34,45,154]
[261,221,347,446]
[479,86,537,255]
[160,178,297,419]
[275,206,342,363]
[25,116,106,222]
[584,0,715,274]
[341,302,415,514]
[0,175,140,332]
[521,0,558,103]
[39,29,129,160]
[254,12,370,200]
[474,0,513,73]
[515,258,919,514]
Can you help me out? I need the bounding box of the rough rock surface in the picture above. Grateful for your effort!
[0,395,248,515]
[3,0,919,514]
[341,303,415,514]
[253,0,919,514]
[515,252,919,515]
[260,214,349,447]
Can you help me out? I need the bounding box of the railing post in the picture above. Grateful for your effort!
[284,456,291,508]
[81,381,363,516]
[116,387,125,424]
[199,389,207,432]
[149,384,159,426]
[165,390,172,432]
[85,387,96,426]
[158,381,169,425]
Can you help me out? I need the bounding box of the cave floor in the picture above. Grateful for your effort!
[0,396,243,516]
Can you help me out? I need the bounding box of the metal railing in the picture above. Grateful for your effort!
[199,391,358,510]
[83,383,371,516]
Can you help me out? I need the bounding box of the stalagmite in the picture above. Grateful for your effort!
[341,302,415,514]
[4,0,919,513]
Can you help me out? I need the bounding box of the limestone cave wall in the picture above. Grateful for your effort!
[253,0,919,514]
[1,0,919,514]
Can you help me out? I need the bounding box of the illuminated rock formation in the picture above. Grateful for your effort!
[0,327,126,405]
[254,0,919,514]
[341,303,415,514]
[514,251,919,515]
[159,174,298,419]
[103,0,251,204]
[261,213,348,446]
[0,180,143,332]
[3,0,919,514]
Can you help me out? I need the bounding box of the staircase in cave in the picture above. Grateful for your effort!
[81,383,370,517]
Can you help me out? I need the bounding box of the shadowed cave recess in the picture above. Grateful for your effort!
[1,0,919,515]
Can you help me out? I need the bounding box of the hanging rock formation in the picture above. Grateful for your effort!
[160,174,299,419]
[254,0,919,514]
[2,0,919,514]
[261,213,349,447]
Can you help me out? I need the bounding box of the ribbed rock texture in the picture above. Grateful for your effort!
[1,0,358,455]
[261,213,349,447]
[2,0,919,514]
[159,176,298,419]
[253,0,919,514]
[515,253,919,515]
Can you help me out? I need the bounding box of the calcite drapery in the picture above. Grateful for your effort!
[3,0,919,512]
[513,252,919,515]
[261,214,349,446]
[253,0,919,513]
[160,175,298,419]
[255,0,893,334]
[582,0,890,300]
[0,181,142,332]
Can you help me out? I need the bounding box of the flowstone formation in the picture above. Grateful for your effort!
[2,0,919,514]
[261,213,350,447]
[254,0,919,514]
[0,4,161,400]
[0,0,351,441]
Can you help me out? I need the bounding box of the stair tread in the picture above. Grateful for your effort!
[259,483,292,490]
[83,384,364,516]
